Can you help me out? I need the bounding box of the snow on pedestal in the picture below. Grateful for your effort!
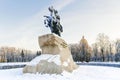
[23,34,78,74]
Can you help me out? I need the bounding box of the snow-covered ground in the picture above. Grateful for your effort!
[77,62,120,68]
[0,62,28,69]
[77,62,120,65]
[0,55,120,80]
[0,62,28,66]
[0,65,120,80]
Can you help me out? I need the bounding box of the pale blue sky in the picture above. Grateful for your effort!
[0,0,120,51]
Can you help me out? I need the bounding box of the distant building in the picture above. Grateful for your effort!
[79,36,92,53]
[79,36,92,62]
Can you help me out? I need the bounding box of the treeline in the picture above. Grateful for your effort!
[69,33,120,62]
[69,36,92,62]
[1,33,120,63]
[0,47,41,62]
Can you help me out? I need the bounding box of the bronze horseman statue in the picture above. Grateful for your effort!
[44,6,63,36]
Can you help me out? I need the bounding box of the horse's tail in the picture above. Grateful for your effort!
[60,25,63,32]
[57,24,63,32]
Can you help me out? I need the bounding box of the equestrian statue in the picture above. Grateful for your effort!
[44,6,63,36]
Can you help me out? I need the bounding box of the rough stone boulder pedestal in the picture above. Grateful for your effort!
[23,34,78,74]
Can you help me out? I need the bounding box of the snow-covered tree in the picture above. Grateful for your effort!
[0,46,36,62]
[91,43,100,61]
[96,33,110,61]
[69,44,80,61]
[115,39,120,62]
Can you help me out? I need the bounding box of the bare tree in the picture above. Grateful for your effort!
[69,44,80,61]
[115,39,120,53]
[21,50,24,62]
[115,39,120,61]
[96,33,110,61]
[92,43,99,61]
